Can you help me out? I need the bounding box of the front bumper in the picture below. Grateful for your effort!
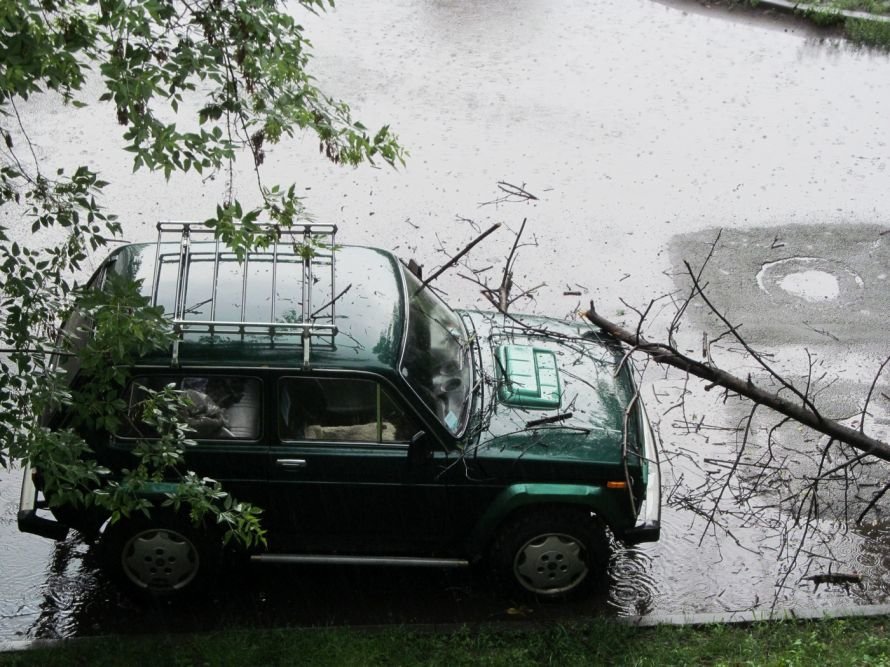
[17,462,69,541]
[621,400,661,544]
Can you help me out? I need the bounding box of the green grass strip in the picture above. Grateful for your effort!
[1,616,889,667]
[793,0,890,17]
[845,15,890,46]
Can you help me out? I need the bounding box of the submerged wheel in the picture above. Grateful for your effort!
[490,508,610,600]
[101,514,218,599]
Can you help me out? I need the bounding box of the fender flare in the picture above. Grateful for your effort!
[465,483,632,557]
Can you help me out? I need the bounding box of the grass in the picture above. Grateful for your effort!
[845,15,890,45]
[1,616,889,666]
[794,0,890,16]
[738,0,890,48]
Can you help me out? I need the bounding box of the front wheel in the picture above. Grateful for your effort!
[489,508,611,600]
[101,513,219,599]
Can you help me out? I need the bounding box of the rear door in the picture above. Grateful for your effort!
[109,371,270,509]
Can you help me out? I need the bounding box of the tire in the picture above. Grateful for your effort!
[489,508,611,601]
[100,513,219,600]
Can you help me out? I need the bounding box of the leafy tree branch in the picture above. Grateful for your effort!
[1,0,403,546]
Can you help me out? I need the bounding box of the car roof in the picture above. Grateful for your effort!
[102,242,407,373]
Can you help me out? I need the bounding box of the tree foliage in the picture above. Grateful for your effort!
[0,0,403,546]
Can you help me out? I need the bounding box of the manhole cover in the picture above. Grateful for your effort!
[756,257,863,305]
[777,270,839,302]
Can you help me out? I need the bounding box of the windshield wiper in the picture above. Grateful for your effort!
[525,412,573,429]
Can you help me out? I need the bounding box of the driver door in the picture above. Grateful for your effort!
[265,375,460,555]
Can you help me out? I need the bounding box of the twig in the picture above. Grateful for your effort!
[668,229,722,348]
[311,283,352,318]
[699,403,758,546]
[802,321,840,342]
[860,355,890,434]
[497,181,538,201]
[479,181,539,206]
[413,223,501,296]
[857,481,890,524]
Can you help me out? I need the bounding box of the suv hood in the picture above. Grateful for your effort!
[460,311,643,471]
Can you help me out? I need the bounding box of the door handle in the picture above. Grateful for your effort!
[276,458,307,469]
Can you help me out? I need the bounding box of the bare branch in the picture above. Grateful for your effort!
[860,354,890,434]
[668,229,722,347]
[479,181,539,206]
[413,223,501,296]
[858,482,890,524]
[683,260,824,420]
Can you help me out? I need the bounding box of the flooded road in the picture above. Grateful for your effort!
[2,0,890,640]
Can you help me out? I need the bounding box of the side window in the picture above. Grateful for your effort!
[121,375,262,440]
[279,377,420,443]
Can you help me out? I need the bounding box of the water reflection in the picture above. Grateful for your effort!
[12,539,636,640]
[609,546,658,616]
[27,539,97,639]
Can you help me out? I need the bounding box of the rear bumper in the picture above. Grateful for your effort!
[622,400,661,544]
[17,463,69,541]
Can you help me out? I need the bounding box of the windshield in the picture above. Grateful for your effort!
[400,269,472,435]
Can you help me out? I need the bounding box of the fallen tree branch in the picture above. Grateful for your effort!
[583,303,890,463]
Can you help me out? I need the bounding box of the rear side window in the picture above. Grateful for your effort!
[278,377,419,443]
[121,375,262,441]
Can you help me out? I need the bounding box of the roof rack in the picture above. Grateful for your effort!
[150,221,339,368]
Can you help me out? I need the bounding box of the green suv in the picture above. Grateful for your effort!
[19,223,660,600]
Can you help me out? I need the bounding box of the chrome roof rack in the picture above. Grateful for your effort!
[150,221,339,368]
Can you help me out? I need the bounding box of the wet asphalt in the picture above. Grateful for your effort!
[1,0,890,640]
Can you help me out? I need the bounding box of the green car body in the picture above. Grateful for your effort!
[19,227,660,599]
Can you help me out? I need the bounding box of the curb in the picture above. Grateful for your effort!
[620,602,890,627]
[0,638,71,654]
[752,0,890,23]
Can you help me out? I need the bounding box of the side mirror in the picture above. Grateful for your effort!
[407,430,430,466]
[406,259,423,279]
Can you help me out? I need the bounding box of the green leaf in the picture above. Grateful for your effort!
[1,0,400,557]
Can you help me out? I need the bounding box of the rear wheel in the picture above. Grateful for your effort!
[101,513,219,599]
[489,508,610,600]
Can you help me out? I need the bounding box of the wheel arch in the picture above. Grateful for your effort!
[95,482,181,536]
[465,483,628,558]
